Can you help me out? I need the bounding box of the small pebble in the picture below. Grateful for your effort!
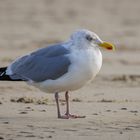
[48,135,52,138]
[25,107,31,109]
[121,108,127,110]
[92,113,98,115]
[130,110,138,113]
[120,131,123,134]
[19,111,28,114]
[0,136,4,139]
[27,125,34,128]
[3,122,9,124]
[125,127,133,130]
[40,110,46,112]
[26,135,35,137]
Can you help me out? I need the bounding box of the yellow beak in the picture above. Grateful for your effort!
[98,42,115,51]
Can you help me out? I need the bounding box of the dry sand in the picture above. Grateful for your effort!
[0,0,140,139]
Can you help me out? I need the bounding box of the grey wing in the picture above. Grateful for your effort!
[31,43,70,57]
[7,44,71,82]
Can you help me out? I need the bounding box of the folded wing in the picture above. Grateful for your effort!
[6,44,71,82]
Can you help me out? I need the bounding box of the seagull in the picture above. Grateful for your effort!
[0,29,115,119]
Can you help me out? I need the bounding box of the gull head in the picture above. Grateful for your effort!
[70,29,115,50]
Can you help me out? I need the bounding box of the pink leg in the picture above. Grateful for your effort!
[55,92,61,118]
[65,91,86,119]
[55,92,86,119]
[55,92,69,119]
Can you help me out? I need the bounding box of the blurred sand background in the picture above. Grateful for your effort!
[0,0,140,139]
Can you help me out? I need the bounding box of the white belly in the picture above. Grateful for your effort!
[33,48,102,93]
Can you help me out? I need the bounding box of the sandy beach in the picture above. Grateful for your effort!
[0,0,140,139]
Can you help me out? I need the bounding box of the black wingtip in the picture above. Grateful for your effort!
[0,67,23,81]
[0,67,11,81]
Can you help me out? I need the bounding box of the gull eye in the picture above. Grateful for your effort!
[86,35,93,42]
